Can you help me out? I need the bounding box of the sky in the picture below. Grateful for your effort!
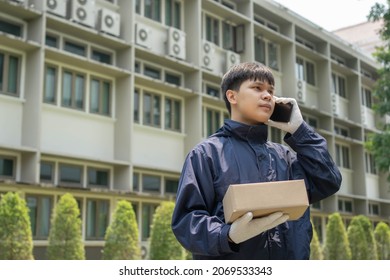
[272,0,387,31]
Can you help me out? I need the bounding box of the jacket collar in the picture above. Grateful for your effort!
[222,119,268,144]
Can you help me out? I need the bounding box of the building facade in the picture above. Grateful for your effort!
[0,0,389,259]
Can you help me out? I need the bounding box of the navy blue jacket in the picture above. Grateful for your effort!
[172,120,341,259]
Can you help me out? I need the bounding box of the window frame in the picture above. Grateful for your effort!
[90,76,112,116]
[26,194,53,240]
[0,155,15,179]
[86,198,109,240]
[0,50,21,97]
[61,68,86,110]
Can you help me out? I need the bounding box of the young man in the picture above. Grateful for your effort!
[172,62,341,259]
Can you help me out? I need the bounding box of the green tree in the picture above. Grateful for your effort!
[149,201,185,260]
[374,221,390,260]
[323,212,351,260]
[310,222,323,260]
[347,217,369,259]
[102,200,140,260]
[356,215,378,259]
[47,193,84,260]
[0,192,34,260]
[366,2,390,182]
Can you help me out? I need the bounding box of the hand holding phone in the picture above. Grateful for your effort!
[267,97,303,134]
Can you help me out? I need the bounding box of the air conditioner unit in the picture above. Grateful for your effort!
[331,93,340,116]
[46,0,67,18]
[296,79,306,104]
[69,0,96,28]
[135,22,153,49]
[167,27,186,60]
[140,241,150,260]
[202,40,216,71]
[97,8,120,37]
[225,50,240,71]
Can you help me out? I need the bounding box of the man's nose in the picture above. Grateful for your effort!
[261,91,272,100]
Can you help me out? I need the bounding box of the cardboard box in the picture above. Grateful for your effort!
[223,179,309,223]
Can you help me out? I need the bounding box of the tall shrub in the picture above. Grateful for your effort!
[102,200,140,260]
[149,201,185,260]
[323,212,351,259]
[47,193,85,260]
[347,217,368,259]
[374,222,390,260]
[0,192,34,260]
[355,215,378,259]
[310,222,323,260]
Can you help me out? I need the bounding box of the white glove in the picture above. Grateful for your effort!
[228,212,289,244]
[267,97,303,134]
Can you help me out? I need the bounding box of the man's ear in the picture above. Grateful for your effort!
[226,89,237,105]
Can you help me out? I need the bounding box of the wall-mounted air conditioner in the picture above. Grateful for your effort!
[167,27,186,60]
[140,241,150,260]
[46,0,67,18]
[225,50,240,71]
[97,8,120,37]
[296,79,306,104]
[135,22,153,49]
[69,0,96,28]
[331,93,340,116]
[202,40,216,71]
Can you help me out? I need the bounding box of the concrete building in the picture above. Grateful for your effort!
[0,0,389,259]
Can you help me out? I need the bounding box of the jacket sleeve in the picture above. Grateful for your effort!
[171,147,236,257]
[284,122,342,204]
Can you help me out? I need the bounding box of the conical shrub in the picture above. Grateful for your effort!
[310,222,323,260]
[102,200,140,260]
[374,222,390,260]
[47,193,85,259]
[149,201,185,260]
[323,212,351,259]
[0,192,34,260]
[347,217,368,259]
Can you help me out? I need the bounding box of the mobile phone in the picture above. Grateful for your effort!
[270,102,293,122]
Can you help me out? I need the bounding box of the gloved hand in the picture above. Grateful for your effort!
[267,97,303,134]
[228,212,289,244]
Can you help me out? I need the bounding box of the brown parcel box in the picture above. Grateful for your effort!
[223,179,309,223]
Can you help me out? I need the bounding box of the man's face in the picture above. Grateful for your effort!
[228,79,275,125]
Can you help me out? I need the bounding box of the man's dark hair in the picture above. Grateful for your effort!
[221,62,275,115]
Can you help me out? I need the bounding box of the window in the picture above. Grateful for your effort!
[141,203,158,241]
[91,49,112,64]
[165,178,179,194]
[45,34,58,48]
[295,36,315,50]
[133,172,140,192]
[59,164,83,186]
[88,168,109,188]
[255,37,279,71]
[369,203,379,216]
[362,87,373,109]
[338,199,353,213]
[165,97,181,131]
[335,144,350,169]
[365,153,377,175]
[331,73,346,98]
[40,161,54,183]
[334,126,349,137]
[143,174,161,192]
[62,70,85,110]
[270,127,282,144]
[205,15,220,45]
[204,107,223,137]
[134,89,140,123]
[165,0,181,29]
[64,40,86,57]
[205,84,220,98]
[90,78,111,116]
[143,92,161,127]
[144,65,161,79]
[44,65,57,104]
[302,114,318,128]
[86,199,109,240]
[144,0,161,22]
[296,57,315,86]
[0,51,20,96]
[0,156,14,178]
[26,195,52,239]
[0,19,22,37]
[165,72,181,86]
